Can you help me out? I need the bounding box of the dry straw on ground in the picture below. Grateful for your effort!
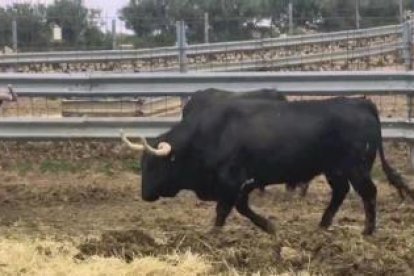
[0,238,213,276]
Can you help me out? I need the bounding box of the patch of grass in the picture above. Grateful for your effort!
[15,161,33,176]
[121,158,141,172]
[98,161,115,176]
[11,158,141,175]
[39,160,85,174]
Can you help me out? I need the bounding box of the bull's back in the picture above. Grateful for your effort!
[201,98,379,183]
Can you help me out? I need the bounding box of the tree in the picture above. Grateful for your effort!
[120,0,410,46]
[120,0,178,47]
[0,7,12,48]
[120,0,272,45]
[0,4,50,51]
[46,0,107,49]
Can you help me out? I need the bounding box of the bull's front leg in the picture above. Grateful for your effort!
[236,183,275,234]
[208,199,235,234]
[210,181,238,232]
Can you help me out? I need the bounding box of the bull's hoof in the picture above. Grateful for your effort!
[264,221,276,235]
[319,219,332,230]
[362,226,375,236]
[207,226,223,235]
[299,189,308,198]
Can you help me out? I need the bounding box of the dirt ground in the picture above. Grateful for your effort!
[0,142,413,275]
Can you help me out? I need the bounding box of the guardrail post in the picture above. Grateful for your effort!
[176,20,188,73]
[402,21,412,70]
[204,12,209,44]
[403,20,414,168]
[403,21,413,121]
[112,19,117,50]
[176,20,189,110]
[288,0,293,34]
[12,18,17,52]
[355,0,360,29]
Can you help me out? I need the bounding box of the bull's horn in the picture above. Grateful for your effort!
[149,141,172,156]
[120,130,172,156]
[8,84,17,101]
[120,130,144,151]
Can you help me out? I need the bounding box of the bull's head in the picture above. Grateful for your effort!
[120,130,181,201]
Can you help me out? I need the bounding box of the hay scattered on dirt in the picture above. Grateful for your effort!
[0,238,213,276]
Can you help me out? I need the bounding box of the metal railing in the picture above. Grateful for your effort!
[1,71,414,97]
[0,22,405,68]
[0,71,413,141]
[0,117,409,141]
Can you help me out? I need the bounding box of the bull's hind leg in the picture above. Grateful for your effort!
[348,170,377,235]
[235,183,275,234]
[214,200,234,228]
[320,173,350,229]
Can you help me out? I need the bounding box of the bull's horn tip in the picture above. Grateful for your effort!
[119,129,127,139]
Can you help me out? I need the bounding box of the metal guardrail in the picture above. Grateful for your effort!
[189,24,401,54]
[0,71,413,141]
[0,71,414,97]
[184,43,402,72]
[0,117,410,140]
[0,24,402,65]
[0,117,177,139]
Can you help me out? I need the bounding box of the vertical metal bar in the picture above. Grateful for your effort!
[409,144,414,169]
[400,0,404,24]
[204,12,209,44]
[402,21,412,71]
[400,18,414,167]
[176,20,188,108]
[112,19,117,50]
[12,19,17,52]
[355,0,360,29]
[288,1,293,34]
[403,20,414,167]
[176,20,188,73]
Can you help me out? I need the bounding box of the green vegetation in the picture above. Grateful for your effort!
[0,0,412,50]
[0,0,111,51]
[13,158,140,176]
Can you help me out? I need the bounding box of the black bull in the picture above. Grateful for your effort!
[182,88,309,196]
[122,97,414,235]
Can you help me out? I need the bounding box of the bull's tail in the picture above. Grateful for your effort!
[378,141,414,201]
[365,99,414,201]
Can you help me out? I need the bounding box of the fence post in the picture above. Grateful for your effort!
[288,0,293,34]
[399,0,404,24]
[403,21,413,71]
[176,20,188,73]
[204,12,209,44]
[403,21,413,120]
[12,18,17,52]
[402,20,414,168]
[355,0,360,29]
[176,20,189,109]
[112,19,117,50]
